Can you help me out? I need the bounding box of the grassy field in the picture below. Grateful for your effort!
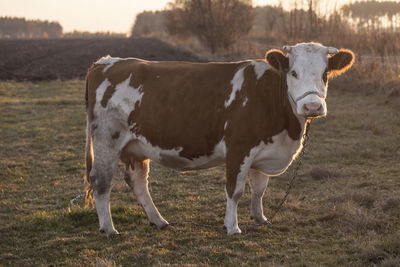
[0,80,399,266]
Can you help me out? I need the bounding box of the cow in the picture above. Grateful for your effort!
[84,42,354,237]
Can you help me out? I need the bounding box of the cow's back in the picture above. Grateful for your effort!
[86,58,246,160]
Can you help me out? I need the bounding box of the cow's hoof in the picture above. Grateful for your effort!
[150,220,170,230]
[250,215,271,225]
[225,226,242,235]
[159,222,170,230]
[100,228,120,238]
[107,230,120,239]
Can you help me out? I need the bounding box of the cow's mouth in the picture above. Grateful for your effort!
[305,113,325,119]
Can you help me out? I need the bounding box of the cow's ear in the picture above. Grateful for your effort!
[265,49,289,72]
[328,49,354,77]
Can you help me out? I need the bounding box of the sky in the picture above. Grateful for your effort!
[0,0,271,33]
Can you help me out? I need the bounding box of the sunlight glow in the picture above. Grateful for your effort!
[0,0,168,33]
[0,0,350,33]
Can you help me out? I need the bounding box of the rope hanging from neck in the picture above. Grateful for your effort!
[269,119,312,222]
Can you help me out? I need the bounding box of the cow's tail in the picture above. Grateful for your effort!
[84,78,94,208]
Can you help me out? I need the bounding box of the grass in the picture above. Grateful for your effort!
[0,80,399,266]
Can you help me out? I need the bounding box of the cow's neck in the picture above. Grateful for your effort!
[284,97,306,141]
[258,69,304,142]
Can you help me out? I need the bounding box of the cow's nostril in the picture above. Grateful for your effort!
[303,103,322,115]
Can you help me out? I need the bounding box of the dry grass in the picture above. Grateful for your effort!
[0,79,399,266]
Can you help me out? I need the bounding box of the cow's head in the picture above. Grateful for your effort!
[265,42,354,118]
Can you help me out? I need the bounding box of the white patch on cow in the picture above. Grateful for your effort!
[186,139,226,170]
[128,122,137,132]
[96,56,151,73]
[95,55,117,65]
[122,135,226,171]
[95,79,111,103]
[286,43,329,117]
[250,61,270,80]
[108,74,144,115]
[95,56,123,73]
[224,121,228,130]
[225,66,247,108]
[138,136,183,163]
[251,124,306,175]
[242,97,248,107]
[225,190,241,235]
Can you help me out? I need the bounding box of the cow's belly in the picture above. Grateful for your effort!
[121,137,226,171]
[251,130,303,176]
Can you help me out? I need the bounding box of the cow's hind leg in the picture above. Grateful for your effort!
[90,141,120,238]
[249,169,270,225]
[124,159,169,229]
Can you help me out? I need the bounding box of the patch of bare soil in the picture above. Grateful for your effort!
[0,38,202,81]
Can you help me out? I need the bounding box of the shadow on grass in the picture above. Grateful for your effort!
[3,204,147,236]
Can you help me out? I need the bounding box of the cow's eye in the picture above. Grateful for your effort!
[291,70,298,79]
[322,69,328,83]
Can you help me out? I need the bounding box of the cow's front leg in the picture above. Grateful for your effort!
[123,160,169,229]
[224,154,252,235]
[249,169,270,225]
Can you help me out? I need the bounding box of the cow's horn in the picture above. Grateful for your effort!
[327,47,339,54]
[283,45,292,53]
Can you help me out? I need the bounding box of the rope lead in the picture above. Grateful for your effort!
[269,119,311,222]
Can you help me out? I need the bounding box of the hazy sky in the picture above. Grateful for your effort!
[0,0,271,33]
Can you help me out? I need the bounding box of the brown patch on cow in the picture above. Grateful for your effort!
[125,60,245,160]
[106,60,139,86]
[323,69,328,84]
[86,63,106,122]
[111,131,120,139]
[120,150,136,171]
[328,49,355,78]
[127,110,136,127]
[265,49,289,72]
[90,123,98,132]
[101,84,116,107]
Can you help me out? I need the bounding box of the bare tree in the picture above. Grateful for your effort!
[165,0,254,53]
[131,11,166,37]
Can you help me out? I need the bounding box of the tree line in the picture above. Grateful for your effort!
[0,17,126,39]
[0,17,63,39]
[132,0,400,53]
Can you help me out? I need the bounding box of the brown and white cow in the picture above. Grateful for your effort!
[84,42,354,237]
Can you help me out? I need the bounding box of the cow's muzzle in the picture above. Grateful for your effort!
[289,91,326,118]
[302,102,324,118]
